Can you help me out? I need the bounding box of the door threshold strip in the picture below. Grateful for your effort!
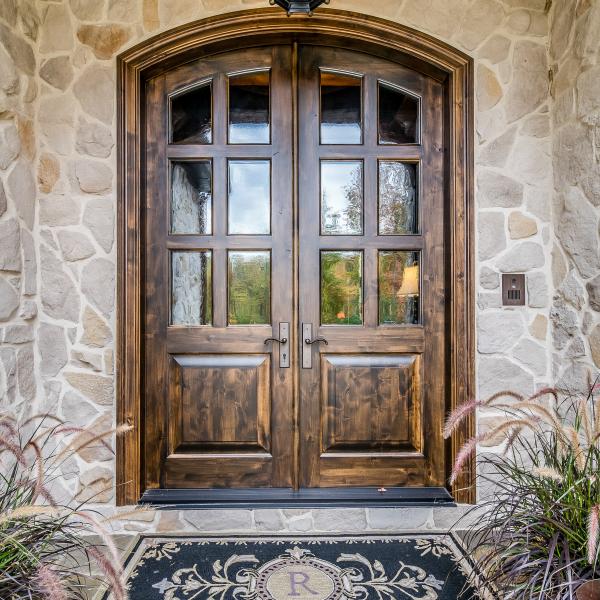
[139,487,456,509]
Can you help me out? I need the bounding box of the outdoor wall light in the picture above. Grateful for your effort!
[269,0,330,15]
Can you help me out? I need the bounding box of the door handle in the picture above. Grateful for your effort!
[264,322,290,368]
[304,336,328,345]
[302,323,327,369]
[264,337,288,345]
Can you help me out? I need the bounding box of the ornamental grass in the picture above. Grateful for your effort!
[446,383,600,599]
[0,412,137,599]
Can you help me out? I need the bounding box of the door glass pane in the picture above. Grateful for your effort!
[171,161,212,234]
[228,70,270,144]
[228,251,270,325]
[320,71,362,145]
[378,161,418,235]
[321,161,363,235]
[321,251,363,325]
[379,251,420,325]
[378,82,419,144]
[171,251,212,325]
[228,160,270,234]
[170,82,212,144]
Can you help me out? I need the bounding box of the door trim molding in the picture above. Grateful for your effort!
[116,8,475,505]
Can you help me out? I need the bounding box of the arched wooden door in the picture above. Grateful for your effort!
[142,43,447,493]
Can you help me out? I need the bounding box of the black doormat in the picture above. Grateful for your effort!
[116,534,491,600]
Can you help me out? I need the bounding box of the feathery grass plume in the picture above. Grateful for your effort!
[0,411,137,600]
[589,506,600,565]
[33,565,67,600]
[532,466,564,482]
[443,398,482,438]
[446,381,600,599]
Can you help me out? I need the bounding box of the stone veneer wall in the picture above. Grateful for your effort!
[549,0,600,391]
[0,0,566,524]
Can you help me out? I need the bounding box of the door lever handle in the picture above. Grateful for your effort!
[264,337,288,345]
[304,336,328,345]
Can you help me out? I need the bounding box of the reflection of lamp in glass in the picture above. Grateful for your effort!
[396,265,419,324]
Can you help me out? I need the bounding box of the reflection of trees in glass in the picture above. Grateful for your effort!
[321,163,363,235]
[228,252,270,325]
[379,162,417,234]
[321,251,362,325]
[379,251,419,325]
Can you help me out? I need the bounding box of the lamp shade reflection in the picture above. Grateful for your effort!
[397,265,419,297]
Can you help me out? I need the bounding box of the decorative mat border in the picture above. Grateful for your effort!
[99,532,497,600]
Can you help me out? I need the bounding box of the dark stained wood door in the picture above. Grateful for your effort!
[298,46,446,488]
[142,43,447,492]
[144,46,295,489]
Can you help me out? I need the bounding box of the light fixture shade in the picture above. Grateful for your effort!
[270,0,329,15]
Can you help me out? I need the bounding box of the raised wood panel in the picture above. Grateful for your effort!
[165,454,272,488]
[170,355,270,452]
[318,454,426,487]
[321,354,420,452]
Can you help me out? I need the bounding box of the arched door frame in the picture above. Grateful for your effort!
[116,8,475,505]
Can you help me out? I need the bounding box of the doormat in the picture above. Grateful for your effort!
[114,534,491,599]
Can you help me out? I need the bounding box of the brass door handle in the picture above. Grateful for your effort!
[304,337,328,345]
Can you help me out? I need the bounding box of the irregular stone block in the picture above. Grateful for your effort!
[478,212,506,260]
[0,218,21,271]
[21,229,36,296]
[61,390,100,426]
[497,242,545,272]
[17,345,35,401]
[478,356,534,398]
[76,119,114,159]
[0,121,20,169]
[77,24,131,60]
[513,338,547,376]
[508,211,537,239]
[84,199,114,253]
[41,249,80,322]
[0,22,35,75]
[73,65,115,125]
[40,196,81,227]
[82,258,115,316]
[57,230,95,262]
[64,371,114,406]
[7,160,36,228]
[480,266,499,290]
[39,56,74,91]
[477,310,524,354]
[39,323,68,377]
[0,277,18,321]
[3,325,33,344]
[38,153,60,194]
[313,509,367,532]
[39,5,73,53]
[526,271,549,308]
[556,187,600,278]
[183,510,254,532]
[80,305,112,348]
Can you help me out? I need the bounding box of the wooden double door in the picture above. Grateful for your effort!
[143,44,446,492]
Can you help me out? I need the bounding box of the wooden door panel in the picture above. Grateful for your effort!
[298,45,446,489]
[170,354,271,451]
[321,354,421,452]
[144,45,294,490]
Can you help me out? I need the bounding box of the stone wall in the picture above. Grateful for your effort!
[0,0,562,517]
[549,0,600,392]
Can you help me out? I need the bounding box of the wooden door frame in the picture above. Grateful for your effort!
[116,8,475,506]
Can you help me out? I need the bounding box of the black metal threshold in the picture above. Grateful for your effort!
[140,487,455,509]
